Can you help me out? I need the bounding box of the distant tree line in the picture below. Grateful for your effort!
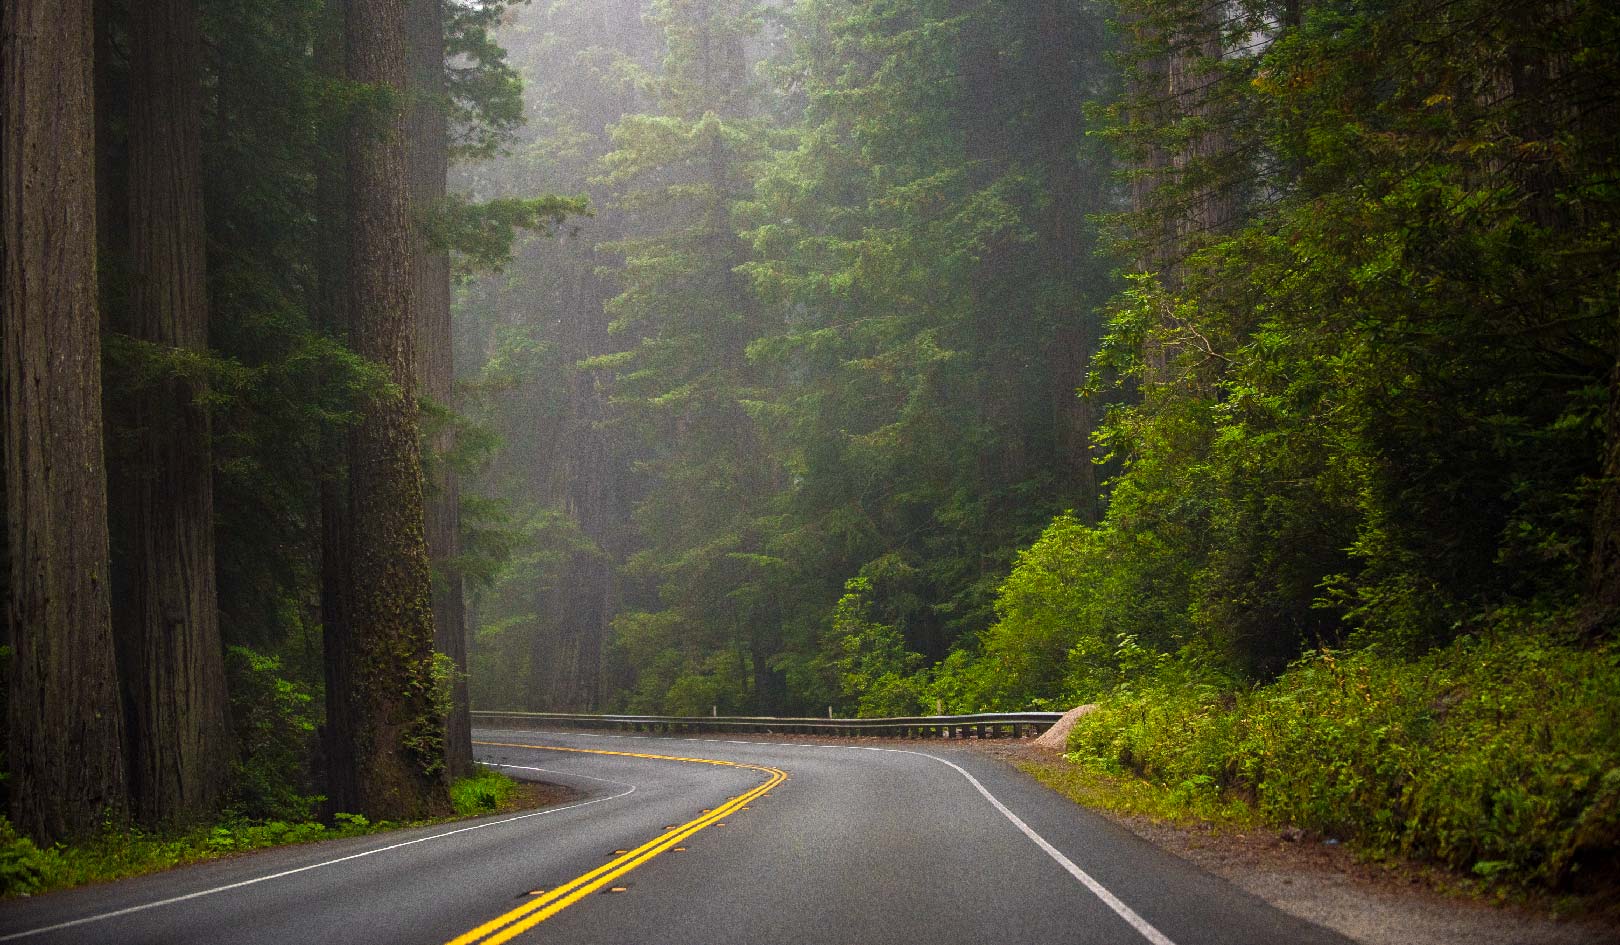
[457,0,1618,716]
[1,0,571,844]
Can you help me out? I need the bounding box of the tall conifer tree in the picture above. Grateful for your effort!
[407,0,472,779]
[325,0,450,819]
[120,0,233,825]
[2,0,129,842]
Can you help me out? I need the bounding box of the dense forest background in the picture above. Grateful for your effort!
[4,0,1618,894]
[449,0,1620,885]
[459,0,1620,720]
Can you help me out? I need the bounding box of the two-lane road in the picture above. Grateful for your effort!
[0,729,1354,944]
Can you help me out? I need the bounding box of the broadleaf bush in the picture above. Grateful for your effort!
[1065,617,1620,889]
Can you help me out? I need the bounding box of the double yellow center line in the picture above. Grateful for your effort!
[445,741,787,945]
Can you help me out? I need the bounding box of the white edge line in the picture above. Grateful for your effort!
[874,747,1178,945]
[485,762,636,793]
[489,728,1178,945]
[0,778,636,943]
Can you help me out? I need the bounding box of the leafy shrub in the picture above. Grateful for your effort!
[0,819,49,896]
[449,768,519,816]
[607,610,751,716]
[827,578,926,717]
[1067,618,1620,889]
[224,646,322,821]
[0,811,392,899]
[933,409,1215,713]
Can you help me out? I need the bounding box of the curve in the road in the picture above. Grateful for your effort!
[446,742,786,945]
[476,739,1179,945]
[0,729,1355,945]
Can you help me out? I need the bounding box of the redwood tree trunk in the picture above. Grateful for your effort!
[120,0,232,826]
[314,0,357,814]
[407,0,471,778]
[1167,8,1232,245]
[2,0,129,843]
[331,0,450,820]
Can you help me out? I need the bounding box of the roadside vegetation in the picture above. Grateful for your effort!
[0,766,525,899]
[1054,627,1620,894]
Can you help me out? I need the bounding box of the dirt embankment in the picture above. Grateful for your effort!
[1030,704,1097,749]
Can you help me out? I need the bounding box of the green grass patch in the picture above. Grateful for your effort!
[1015,755,1260,829]
[449,766,520,816]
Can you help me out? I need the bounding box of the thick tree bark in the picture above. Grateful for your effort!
[314,0,358,815]
[407,0,470,778]
[1167,7,1232,245]
[2,0,129,843]
[1166,5,1224,254]
[330,0,450,820]
[119,0,232,826]
[1125,6,1213,384]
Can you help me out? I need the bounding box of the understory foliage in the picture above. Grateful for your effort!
[942,0,1620,706]
[448,767,521,816]
[0,765,521,898]
[1067,623,1620,889]
[224,646,323,822]
[0,812,380,899]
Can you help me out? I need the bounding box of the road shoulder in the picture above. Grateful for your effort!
[980,742,1618,945]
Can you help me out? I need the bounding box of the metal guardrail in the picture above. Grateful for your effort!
[470,710,1062,739]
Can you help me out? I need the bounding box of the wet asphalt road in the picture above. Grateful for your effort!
[0,728,1354,945]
